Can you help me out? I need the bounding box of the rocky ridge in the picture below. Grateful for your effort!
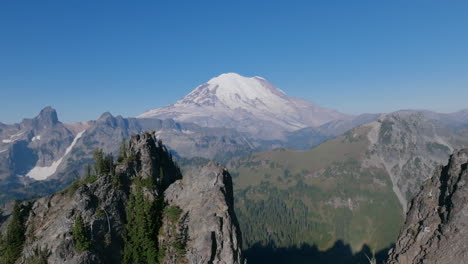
[386,149,468,264]
[0,132,244,264]
[364,112,468,212]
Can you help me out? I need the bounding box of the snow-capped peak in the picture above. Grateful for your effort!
[206,72,286,99]
[174,73,289,112]
[138,73,348,139]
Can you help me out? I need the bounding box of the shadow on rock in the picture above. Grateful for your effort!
[245,240,393,264]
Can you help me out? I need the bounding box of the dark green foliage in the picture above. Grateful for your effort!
[123,139,183,264]
[63,153,114,197]
[82,164,98,184]
[93,149,114,176]
[24,246,51,264]
[234,158,403,253]
[0,201,30,264]
[72,215,92,252]
[63,179,82,197]
[164,206,182,223]
[95,208,105,218]
[159,206,187,262]
[123,178,163,264]
[117,138,129,163]
[0,225,4,261]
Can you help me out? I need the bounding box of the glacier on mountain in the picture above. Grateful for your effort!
[139,73,348,139]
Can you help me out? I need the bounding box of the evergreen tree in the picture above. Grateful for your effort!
[72,215,92,252]
[123,179,161,264]
[86,164,92,178]
[2,202,27,264]
[117,138,128,163]
[0,228,4,261]
[93,149,105,174]
[93,149,114,176]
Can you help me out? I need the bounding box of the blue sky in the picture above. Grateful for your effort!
[1,0,467,123]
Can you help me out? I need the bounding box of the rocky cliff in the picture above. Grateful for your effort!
[0,132,244,264]
[386,149,468,264]
[162,162,243,264]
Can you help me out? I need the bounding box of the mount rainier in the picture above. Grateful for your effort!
[139,73,349,139]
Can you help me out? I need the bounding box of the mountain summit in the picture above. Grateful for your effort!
[139,73,348,139]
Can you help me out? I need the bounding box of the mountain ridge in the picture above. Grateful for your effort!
[0,132,244,264]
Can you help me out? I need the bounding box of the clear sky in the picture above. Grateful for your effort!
[1,0,467,124]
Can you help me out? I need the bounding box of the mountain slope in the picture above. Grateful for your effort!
[230,112,468,260]
[139,73,349,140]
[0,132,244,264]
[0,107,81,201]
[386,149,468,264]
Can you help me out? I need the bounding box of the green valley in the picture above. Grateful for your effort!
[232,126,404,253]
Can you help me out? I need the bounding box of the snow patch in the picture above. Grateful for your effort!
[32,135,41,141]
[181,129,194,134]
[0,149,7,154]
[2,131,27,144]
[26,130,86,181]
[10,131,25,138]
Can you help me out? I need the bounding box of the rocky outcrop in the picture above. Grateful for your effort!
[386,149,468,264]
[162,162,243,264]
[1,132,243,264]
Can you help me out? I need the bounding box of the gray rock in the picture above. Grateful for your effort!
[365,112,468,212]
[386,149,468,264]
[163,162,243,264]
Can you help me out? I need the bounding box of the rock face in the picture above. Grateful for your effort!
[386,149,468,264]
[163,162,243,264]
[2,132,243,264]
[0,107,76,181]
[365,112,468,212]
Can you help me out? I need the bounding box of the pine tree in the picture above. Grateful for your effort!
[72,215,92,252]
[93,149,104,174]
[93,149,115,176]
[86,164,92,178]
[0,228,4,261]
[2,202,27,264]
[123,179,161,264]
[118,138,128,163]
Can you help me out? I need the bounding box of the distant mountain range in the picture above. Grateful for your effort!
[0,109,263,202]
[1,72,468,231]
[1,73,468,264]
